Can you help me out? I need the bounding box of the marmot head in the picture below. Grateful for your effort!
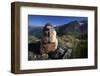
[42,23,53,37]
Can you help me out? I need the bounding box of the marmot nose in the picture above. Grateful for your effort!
[44,31,49,36]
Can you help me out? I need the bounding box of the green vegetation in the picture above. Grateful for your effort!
[28,35,39,43]
[57,35,87,58]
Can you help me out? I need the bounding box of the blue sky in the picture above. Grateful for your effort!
[28,15,87,27]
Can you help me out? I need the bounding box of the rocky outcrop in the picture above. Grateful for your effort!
[28,42,72,60]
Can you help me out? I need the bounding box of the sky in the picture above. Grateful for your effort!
[28,15,88,27]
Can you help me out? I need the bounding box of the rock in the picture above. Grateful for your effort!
[63,48,72,59]
[28,42,73,60]
[28,51,37,60]
[48,47,65,59]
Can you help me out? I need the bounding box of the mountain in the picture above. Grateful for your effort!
[57,20,87,38]
[28,26,43,39]
[28,20,87,39]
[79,20,88,33]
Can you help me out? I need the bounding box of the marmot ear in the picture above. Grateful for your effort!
[45,23,53,27]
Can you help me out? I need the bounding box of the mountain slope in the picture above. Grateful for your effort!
[57,20,87,38]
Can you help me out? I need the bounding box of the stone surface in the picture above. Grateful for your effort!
[28,43,72,60]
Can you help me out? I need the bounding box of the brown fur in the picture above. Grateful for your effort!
[40,24,58,54]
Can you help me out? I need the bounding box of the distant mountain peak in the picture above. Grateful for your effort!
[57,20,87,36]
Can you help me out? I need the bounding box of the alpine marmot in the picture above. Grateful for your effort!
[40,23,58,54]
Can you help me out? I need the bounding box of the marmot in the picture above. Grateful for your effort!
[40,23,58,54]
